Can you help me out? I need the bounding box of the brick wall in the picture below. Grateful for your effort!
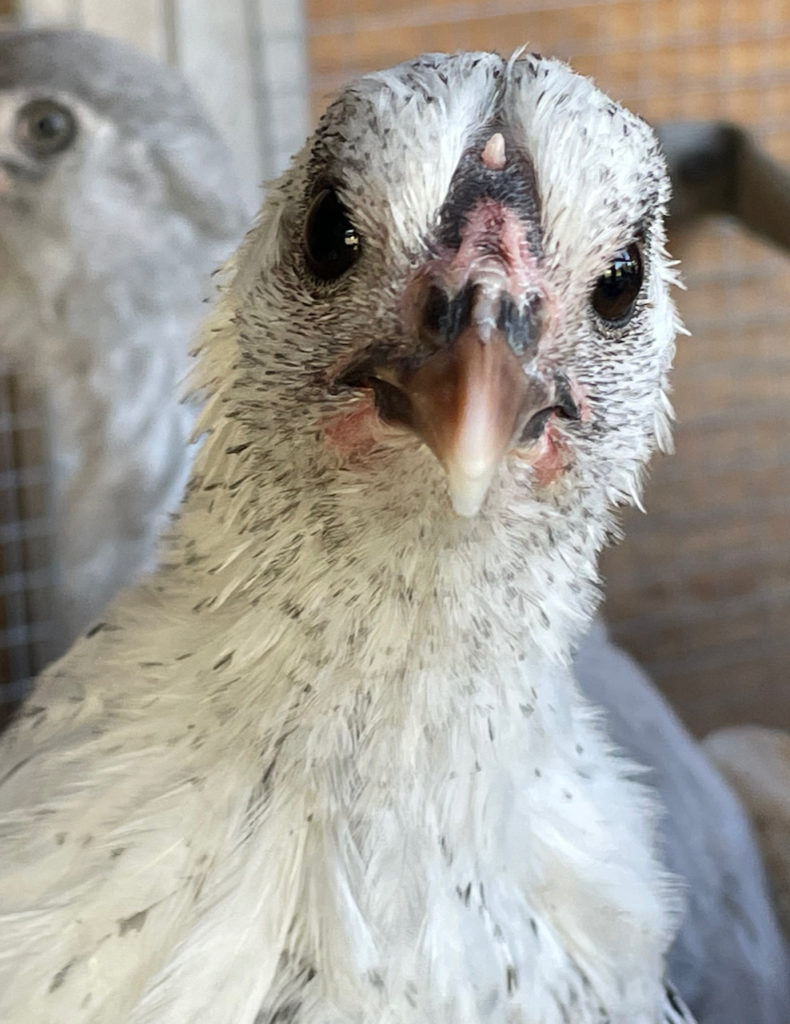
[306,0,790,736]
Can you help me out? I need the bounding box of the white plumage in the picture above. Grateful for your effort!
[0,29,250,655]
[0,49,699,1022]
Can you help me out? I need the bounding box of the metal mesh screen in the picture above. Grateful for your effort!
[0,371,54,723]
[306,0,790,735]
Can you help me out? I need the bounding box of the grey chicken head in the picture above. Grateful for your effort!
[0,28,248,334]
[203,51,678,540]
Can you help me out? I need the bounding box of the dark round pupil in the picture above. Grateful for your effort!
[592,242,643,322]
[34,112,67,140]
[303,188,361,281]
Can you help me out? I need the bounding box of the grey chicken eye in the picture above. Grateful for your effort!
[303,187,361,280]
[591,242,643,324]
[15,98,77,158]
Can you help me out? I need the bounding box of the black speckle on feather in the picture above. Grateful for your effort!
[118,908,149,936]
[49,958,76,992]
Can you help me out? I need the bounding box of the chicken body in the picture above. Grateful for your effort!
[0,51,694,1023]
[0,29,250,654]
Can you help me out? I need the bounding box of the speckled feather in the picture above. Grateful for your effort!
[0,29,250,651]
[0,51,694,1023]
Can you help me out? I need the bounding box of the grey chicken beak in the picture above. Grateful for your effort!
[341,283,573,516]
[400,318,551,516]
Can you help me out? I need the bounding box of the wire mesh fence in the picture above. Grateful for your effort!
[0,371,54,724]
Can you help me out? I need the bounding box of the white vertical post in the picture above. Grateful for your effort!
[79,0,169,63]
[169,0,261,204]
[16,0,78,22]
[254,0,311,180]
[15,0,310,203]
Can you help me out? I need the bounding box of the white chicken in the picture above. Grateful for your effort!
[0,48,699,1023]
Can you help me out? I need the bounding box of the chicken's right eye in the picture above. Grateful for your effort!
[303,188,361,281]
[591,242,643,324]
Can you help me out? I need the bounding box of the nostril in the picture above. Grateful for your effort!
[447,282,478,341]
[496,295,519,335]
[422,282,477,346]
[497,294,543,355]
[421,282,545,353]
[423,285,449,336]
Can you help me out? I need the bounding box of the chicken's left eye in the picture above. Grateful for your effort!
[16,99,77,158]
[591,242,643,324]
[303,188,361,281]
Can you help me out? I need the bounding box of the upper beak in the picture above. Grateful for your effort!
[341,282,575,516]
[404,319,551,515]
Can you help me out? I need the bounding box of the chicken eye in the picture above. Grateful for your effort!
[591,242,643,324]
[15,99,77,158]
[303,188,361,281]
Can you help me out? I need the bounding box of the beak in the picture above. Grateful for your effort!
[341,282,574,517]
[404,321,551,515]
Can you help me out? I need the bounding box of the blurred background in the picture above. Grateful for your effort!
[1,0,789,737]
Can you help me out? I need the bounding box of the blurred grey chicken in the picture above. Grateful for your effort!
[0,28,250,656]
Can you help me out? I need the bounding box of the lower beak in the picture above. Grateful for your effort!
[401,324,553,515]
